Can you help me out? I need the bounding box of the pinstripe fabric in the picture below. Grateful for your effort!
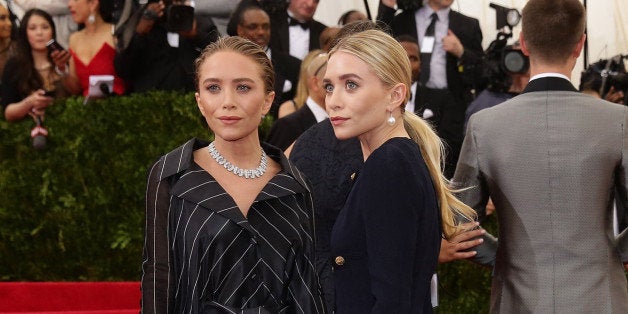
[141,138,325,314]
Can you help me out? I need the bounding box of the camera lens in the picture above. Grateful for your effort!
[503,50,527,73]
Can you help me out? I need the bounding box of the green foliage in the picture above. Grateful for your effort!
[0,91,208,281]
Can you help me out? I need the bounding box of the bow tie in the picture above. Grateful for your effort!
[289,17,310,30]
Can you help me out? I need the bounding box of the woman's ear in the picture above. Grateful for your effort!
[262,91,275,115]
[195,92,206,117]
[388,82,407,110]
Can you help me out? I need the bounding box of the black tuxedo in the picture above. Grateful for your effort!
[269,11,327,57]
[378,3,483,177]
[270,50,301,119]
[266,104,317,151]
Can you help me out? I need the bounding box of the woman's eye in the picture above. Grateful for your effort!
[346,81,358,90]
[206,84,220,92]
[324,83,333,93]
[236,85,251,92]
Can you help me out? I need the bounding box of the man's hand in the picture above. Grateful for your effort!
[381,0,397,9]
[439,222,486,263]
[604,86,625,104]
[442,29,464,58]
[136,1,165,35]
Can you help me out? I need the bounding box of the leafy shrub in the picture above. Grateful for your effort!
[0,91,207,280]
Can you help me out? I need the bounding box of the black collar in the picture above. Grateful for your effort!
[521,76,578,94]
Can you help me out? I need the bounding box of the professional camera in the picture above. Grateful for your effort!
[147,0,194,32]
[580,55,628,105]
[480,3,528,93]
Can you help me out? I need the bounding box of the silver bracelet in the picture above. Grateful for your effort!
[55,65,69,77]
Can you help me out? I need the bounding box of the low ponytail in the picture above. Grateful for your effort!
[403,112,476,238]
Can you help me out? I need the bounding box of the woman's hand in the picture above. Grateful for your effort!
[50,49,71,75]
[438,222,485,263]
[25,89,54,116]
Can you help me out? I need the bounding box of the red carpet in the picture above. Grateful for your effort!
[0,282,140,313]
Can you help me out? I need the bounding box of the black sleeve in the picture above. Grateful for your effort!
[1,58,24,111]
[376,1,396,28]
[114,31,148,84]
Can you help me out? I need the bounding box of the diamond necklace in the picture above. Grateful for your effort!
[207,142,268,179]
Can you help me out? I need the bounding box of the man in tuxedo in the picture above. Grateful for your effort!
[234,4,301,118]
[269,0,327,60]
[378,0,483,178]
[454,0,628,312]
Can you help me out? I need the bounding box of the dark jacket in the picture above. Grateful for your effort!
[114,16,218,93]
[266,104,317,151]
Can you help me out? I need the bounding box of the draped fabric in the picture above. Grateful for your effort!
[141,138,325,314]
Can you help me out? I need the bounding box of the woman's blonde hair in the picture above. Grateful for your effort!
[292,49,324,109]
[330,29,476,238]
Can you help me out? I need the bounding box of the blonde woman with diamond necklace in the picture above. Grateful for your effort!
[141,36,325,313]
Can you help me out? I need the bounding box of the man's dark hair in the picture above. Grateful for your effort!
[396,34,418,45]
[522,0,585,64]
[328,20,391,51]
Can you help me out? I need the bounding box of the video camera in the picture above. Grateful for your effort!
[147,0,194,32]
[581,55,628,105]
[481,3,529,93]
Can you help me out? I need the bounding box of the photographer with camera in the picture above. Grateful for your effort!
[465,41,529,129]
[114,0,218,93]
[580,55,627,105]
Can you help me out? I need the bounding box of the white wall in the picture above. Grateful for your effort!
[314,0,628,86]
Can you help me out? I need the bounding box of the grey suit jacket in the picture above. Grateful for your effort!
[454,77,628,313]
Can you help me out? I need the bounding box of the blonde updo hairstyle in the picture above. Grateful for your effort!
[329,29,477,238]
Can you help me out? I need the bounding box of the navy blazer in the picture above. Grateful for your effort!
[331,138,441,313]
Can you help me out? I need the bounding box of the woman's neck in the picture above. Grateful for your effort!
[82,15,108,35]
[359,122,409,160]
[32,49,50,67]
[212,135,265,169]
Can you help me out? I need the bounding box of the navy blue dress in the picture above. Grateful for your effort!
[330,137,441,313]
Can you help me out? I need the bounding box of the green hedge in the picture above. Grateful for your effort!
[1,90,496,310]
[0,91,209,280]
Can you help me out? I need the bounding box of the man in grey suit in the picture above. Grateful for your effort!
[454,0,628,312]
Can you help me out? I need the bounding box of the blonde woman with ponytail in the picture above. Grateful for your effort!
[323,29,476,313]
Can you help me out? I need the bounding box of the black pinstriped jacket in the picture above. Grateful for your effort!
[141,138,325,313]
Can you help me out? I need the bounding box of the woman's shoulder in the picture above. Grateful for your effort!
[149,138,208,182]
[368,137,418,163]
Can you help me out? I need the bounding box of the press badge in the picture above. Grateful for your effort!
[167,32,180,48]
[421,36,435,53]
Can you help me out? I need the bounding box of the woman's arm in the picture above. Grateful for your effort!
[3,90,53,121]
